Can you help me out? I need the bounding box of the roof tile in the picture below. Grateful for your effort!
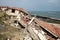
[35,18,60,37]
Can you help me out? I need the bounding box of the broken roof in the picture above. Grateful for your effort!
[0,6,60,39]
[35,18,60,38]
[0,6,28,14]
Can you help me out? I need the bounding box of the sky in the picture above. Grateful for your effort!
[0,0,60,11]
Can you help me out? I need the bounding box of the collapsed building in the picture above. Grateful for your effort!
[0,6,60,40]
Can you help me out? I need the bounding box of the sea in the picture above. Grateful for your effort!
[28,11,60,19]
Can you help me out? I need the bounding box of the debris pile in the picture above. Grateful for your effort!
[0,6,60,40]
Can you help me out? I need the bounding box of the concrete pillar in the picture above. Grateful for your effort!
[16,14,21,21]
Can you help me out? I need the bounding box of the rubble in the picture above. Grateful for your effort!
[0,6,60,40]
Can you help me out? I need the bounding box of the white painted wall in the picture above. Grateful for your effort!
[6,9,18,16]
[1,8,7,11]
[15,10,19,14]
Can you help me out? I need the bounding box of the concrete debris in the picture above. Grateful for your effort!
[0,6,60,40]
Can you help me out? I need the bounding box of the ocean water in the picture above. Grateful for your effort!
[29,11,60,19]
